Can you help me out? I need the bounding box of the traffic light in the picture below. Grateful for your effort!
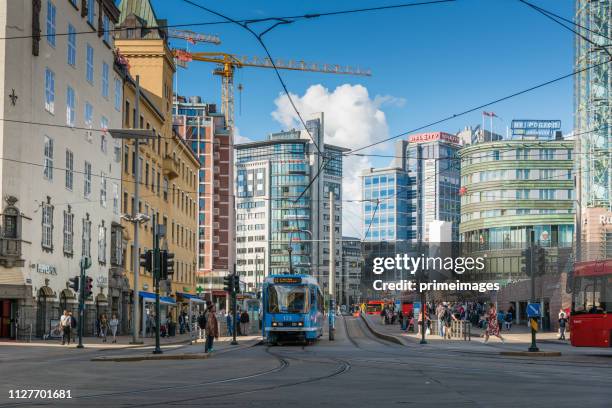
[233,274,240,293]
[223,274,233,293]
[84,276,93,298]
[520,247,533,277]
[535,246,546,276]
[68,276,79,292]
[160,250,175,280]
[140,250,152,272]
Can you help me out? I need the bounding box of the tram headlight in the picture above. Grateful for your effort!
[272,322,278,327]
[297,322,303,327]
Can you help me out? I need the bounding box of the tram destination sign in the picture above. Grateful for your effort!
[511,119,561,138]
[274,277,302,284]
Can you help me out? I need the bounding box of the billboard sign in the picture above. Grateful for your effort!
[511,120,561,139]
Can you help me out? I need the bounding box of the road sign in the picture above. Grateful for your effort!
[527,303,541,318]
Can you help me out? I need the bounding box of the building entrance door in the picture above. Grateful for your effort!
[0,299,14,339]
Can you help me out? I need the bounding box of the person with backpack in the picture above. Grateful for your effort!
[443,305,454,339]
[240,310,250,336]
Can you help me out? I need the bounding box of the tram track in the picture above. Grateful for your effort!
[0,346,289,408]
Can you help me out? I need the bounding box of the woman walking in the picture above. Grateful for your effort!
[109,314,119,343]
[484,303,504,343]
[99,313,109,343]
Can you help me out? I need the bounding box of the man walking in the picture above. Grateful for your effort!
[240,309,250,336]
[60,310,72,345]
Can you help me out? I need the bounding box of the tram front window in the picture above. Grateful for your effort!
[267,285,309,313]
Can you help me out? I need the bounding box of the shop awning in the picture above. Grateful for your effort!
[140,291,176,305]
[176,292,206,303]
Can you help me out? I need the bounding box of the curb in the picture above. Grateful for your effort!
[500,351,562,357]
[91,337,263,362]
[359,314,404,345]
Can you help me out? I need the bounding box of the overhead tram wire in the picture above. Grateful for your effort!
[0,0,457,41]
[345,59,610,156]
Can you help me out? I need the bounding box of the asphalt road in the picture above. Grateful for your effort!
[0,316,610,408]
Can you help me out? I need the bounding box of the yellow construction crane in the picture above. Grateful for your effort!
[167,29,221,45]
[173,50,372,131]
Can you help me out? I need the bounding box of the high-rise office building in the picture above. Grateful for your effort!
[173,96,234,302]
[235,114,345,296]
[574,0,612,261]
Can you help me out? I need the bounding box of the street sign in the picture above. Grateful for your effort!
[413,301,421,310]
[527,303,541,318]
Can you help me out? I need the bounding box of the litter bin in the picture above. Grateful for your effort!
[168,322,176,337]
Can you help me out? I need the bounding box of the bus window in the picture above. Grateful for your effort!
[267,285,309,313]
[572,277,608,314]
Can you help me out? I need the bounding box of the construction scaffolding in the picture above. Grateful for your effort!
[574,0,612,210]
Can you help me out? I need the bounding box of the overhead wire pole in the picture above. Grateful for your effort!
[108,76,156,345]
[329,190,336,341]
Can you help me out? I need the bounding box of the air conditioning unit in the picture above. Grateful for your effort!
[214,166,220,173]
[213,236,219,243]
[213,208,220,215]
[214,180,220,188]
[214,152,220,160]
[213,222,220,229]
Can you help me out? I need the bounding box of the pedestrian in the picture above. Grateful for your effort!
[109,314,119,343]
[380,307,387,325]
[484,303,504,343]
[236,307,243,336]
[497,309,504,332]
[504,310,513,331]
[436,303,445,337]
[226,309,233,336]
[558,310,568,340]
[60,310,72,346]
[99,313,109,343]
[197,311,206,340]
[69,311,77,343]
[205,304,219,353]
[443,305,454,339]
[240,309,250,336]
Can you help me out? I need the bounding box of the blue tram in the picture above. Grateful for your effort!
[261,274,324,344]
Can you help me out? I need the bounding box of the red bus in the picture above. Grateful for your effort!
[570,259,612,347]
[366,300,385,315]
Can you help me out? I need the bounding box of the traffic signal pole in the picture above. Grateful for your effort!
[77,261,85,349]
[528,231,539,352]
[231,265,238,346]
[153,217,162,354]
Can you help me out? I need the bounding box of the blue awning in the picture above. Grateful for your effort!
[140,291,176,305]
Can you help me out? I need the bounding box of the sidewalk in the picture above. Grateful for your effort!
[0,332,196,350]
[91,335,262,362]
[359,313,612,358]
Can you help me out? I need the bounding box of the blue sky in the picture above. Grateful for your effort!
[149,0,576,236]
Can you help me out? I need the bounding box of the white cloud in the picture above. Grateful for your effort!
[272,84,400,238]
[233,126,253,144]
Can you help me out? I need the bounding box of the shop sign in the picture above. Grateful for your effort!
[599,214,612,225]
[96,276,108,287]
[36,264,57,275]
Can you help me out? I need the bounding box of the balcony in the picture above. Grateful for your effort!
[0,237,25,268]
[162,155,179,180]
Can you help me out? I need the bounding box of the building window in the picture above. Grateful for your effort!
[84,161,92,197]
[100,173,107,207]
[98,222,107,264]
[84,102,93,129]
[43,136,53,180]
[112,182,119,214]
[46,1,56,47]
[65,149,74,190]
[66,86,76,127]
[67,24,76,66]
[114,79,122,111]
[102,62,109,98]
[63,207,74,256]
[41,198,54,250]
[102,14,111,44]
[111,225,123,266]
[82,215,91,258]
[44,68,55,113]
[100,116,108,153]
[86,45,94,84]
[87,0,95,25]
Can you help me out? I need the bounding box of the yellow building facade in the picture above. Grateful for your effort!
[116,8,199,322]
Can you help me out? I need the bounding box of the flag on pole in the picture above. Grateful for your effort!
[482,111,498,118]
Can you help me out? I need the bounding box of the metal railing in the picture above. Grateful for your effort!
[430,320,471,341]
